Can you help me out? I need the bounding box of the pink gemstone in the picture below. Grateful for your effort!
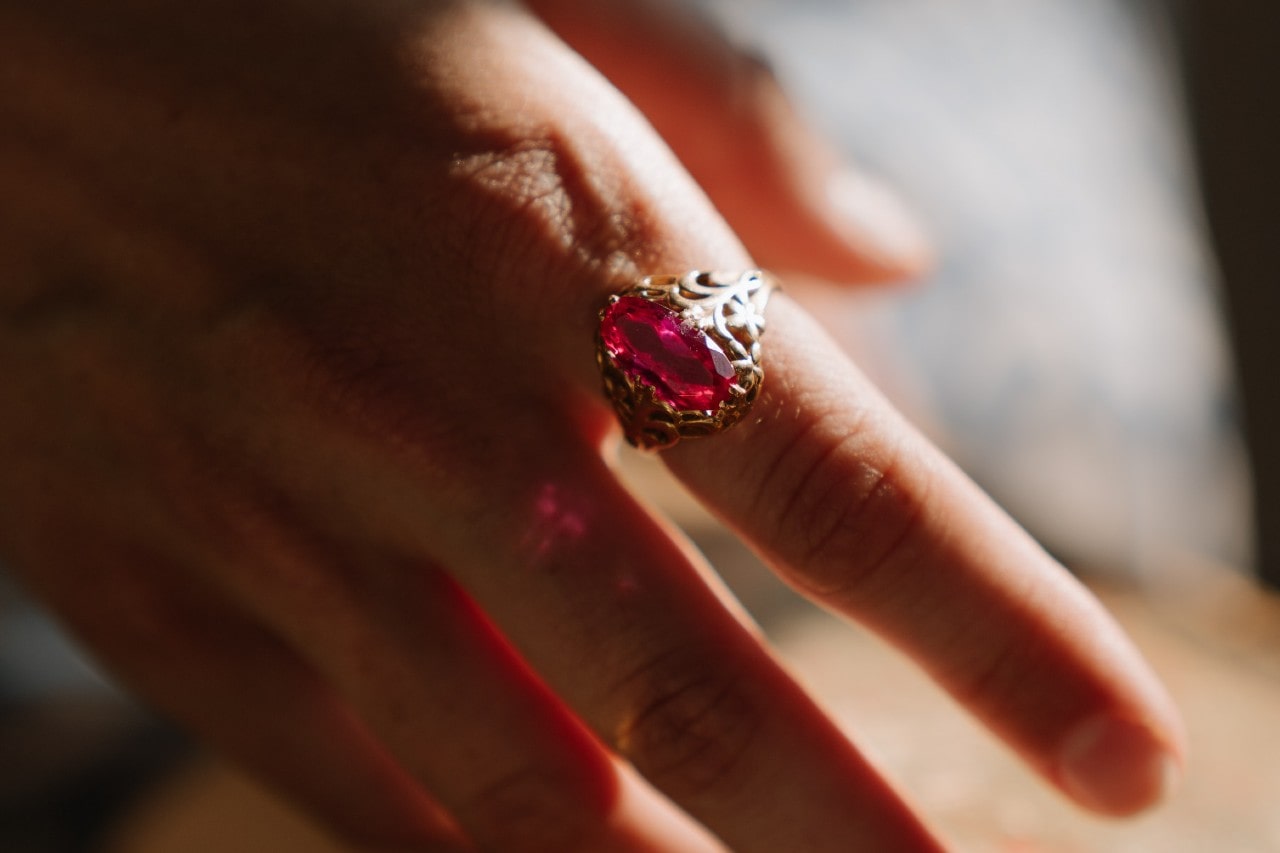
[601,297,736,410]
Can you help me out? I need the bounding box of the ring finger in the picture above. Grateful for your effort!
[424,440,945,852]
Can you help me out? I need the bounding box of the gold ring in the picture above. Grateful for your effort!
[596,269,778,450]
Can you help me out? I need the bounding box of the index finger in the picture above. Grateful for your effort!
[662,295,1185,817]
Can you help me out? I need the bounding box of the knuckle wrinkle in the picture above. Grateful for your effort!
[614,653,759,801]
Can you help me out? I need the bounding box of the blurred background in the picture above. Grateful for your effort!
[3,0,1279,850]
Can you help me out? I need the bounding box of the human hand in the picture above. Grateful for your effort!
[0,0,1182,850]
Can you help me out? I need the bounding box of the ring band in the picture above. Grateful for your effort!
[596,269,778,450]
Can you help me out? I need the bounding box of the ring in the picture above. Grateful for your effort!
[596,269,778,450]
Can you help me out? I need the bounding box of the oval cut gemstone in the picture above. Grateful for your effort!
[601,296,736,410]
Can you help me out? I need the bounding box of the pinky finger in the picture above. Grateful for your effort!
[38,541,467,851]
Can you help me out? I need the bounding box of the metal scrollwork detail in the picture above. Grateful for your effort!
[596,270,778,450]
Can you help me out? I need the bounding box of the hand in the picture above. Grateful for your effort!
[0,0,1183,850]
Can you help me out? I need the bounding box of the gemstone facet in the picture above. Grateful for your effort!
[600,296,736,410]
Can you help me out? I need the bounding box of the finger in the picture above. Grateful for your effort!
[661,296,1187,817]
[186,505,721,853]
[431,442,945,852]
[526,0,931,284]
[175,310,930,845]
[300,559,722,853]
[25,538,466,852]
[382,0,1172,821]
[163,344,935,848]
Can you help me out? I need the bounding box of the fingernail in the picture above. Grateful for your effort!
[1058,716,1181,816]
[825,169,932,273]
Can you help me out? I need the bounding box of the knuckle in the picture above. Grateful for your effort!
[759,418,861,568]
[729,49,785,129]
[446,128,646,296]
[451,134,575,252]
[455,766,604,853]
[719,48,797,176]
[759,415,929,603]
[613,650,760,801]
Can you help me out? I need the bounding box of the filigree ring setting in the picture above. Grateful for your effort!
[596,269,778,450]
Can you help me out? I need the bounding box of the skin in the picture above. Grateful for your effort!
[0,0,1184,850]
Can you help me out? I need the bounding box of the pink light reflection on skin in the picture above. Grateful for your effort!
[519,481,590,564]
[518,481,645,599]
